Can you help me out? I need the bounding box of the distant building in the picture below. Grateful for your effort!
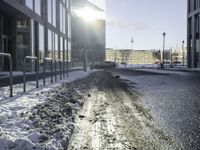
[106,49,160,65]
[71,0,106,66]
[187,0,200,68]
[106,48,187,65]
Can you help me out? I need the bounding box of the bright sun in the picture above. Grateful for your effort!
[74,7,105,22]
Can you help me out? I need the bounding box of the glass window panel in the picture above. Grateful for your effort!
[35,0,41,16]
[60,37,63,61]
[53,0,56,27]
[39,24,44,64]
[60,3,63,32]
[48,30,53,58]
[63,7,66,34]
[26,0,33,9]
[48,0,52,24]
[55,33,59,60]
[68,15,71,38]
[66,0,68,8]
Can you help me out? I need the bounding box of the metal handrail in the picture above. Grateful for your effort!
[0,53,13,97]
[23,56,38,92]
[43,57,53,85]
[55,59,62,82]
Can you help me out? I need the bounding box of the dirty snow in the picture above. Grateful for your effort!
[0,70,95,150]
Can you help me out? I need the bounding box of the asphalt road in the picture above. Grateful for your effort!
[113,68,200,150]
[68,71,178,149]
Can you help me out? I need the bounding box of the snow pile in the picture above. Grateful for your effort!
[0,70,95,150]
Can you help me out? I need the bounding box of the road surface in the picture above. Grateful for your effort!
[113,68,200,150]
[68,70,179,150]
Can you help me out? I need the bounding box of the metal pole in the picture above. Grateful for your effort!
[67,47,69,77]
[43,58,53,85]
[23,56,38,92]
[162,32,166,68]
[55,59,57,82]
[60,60,62,80]
[182,40,185,66]
[83,48,87,72]
[9,55,13,97]
[36,59,39,88]
[50,60,53,83]
[43,59,46,86]
[0,53,13,97]
[55,59,62,81]
[23,59,26,92]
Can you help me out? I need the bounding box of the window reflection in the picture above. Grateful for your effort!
[48,30,53,58]
[60,37,63,61]
[25,0,33,10]
[53,0,56,27]
[55,33,59,60]
[16,19,31,69]
[35,0,41,16]
[48,0,52,24]
[39,24,44,64]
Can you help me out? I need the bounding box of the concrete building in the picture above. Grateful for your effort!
[71,0,106,67]
[106,49,160,65]
[106,48,187,66]
[0,0,71,71]
[187,0,200,68]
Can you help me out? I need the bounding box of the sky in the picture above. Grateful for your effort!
[106,0,187,50]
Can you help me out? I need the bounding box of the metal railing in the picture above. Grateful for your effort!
[0,53,13,97]
[55,59,62,82]
[43,57,53,85]
[23,56,38,92]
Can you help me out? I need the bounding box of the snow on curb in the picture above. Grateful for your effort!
[0,70,96,150]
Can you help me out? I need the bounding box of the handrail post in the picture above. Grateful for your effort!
[0,53,13,97]
[43,58,53,85]
[23,56,38,92]
[43,58,46,86]
[60,60,62,80]
[36,59,39,88]
[63,60,65,78]
[23,58,26,92]
[50,59,53,83]
[55,59,57,82]
[55,59,62,81]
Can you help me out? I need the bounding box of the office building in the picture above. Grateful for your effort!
[187,0,200,68]
[71,0,106,66]
[0,0,71,71]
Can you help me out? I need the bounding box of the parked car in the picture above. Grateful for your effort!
[91,61,117,69]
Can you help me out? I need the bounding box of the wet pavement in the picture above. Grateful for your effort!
[113,68,200,150]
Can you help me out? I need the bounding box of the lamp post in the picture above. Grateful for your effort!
[182,40,185,66]
[162,32,166,68]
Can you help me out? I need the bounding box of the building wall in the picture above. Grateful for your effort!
[106,49,160,65]
[187,0,200,68]
[71,0,106,66]
[0,0,71,71]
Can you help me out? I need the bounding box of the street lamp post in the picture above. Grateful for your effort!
[162,32,166,68]
[182,40,185,66]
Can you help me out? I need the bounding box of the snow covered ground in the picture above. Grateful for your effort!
[0,70,96,150]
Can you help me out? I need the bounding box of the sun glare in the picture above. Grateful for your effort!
[74,7,105,22]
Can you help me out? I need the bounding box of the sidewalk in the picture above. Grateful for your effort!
[0,67,83,87]
[157,67,200,73]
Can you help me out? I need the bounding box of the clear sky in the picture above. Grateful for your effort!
[106,0,187,50]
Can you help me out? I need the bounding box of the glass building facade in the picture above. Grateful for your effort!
[71,0,106,66]
[0,0,71,71]
[188,0,200,68]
